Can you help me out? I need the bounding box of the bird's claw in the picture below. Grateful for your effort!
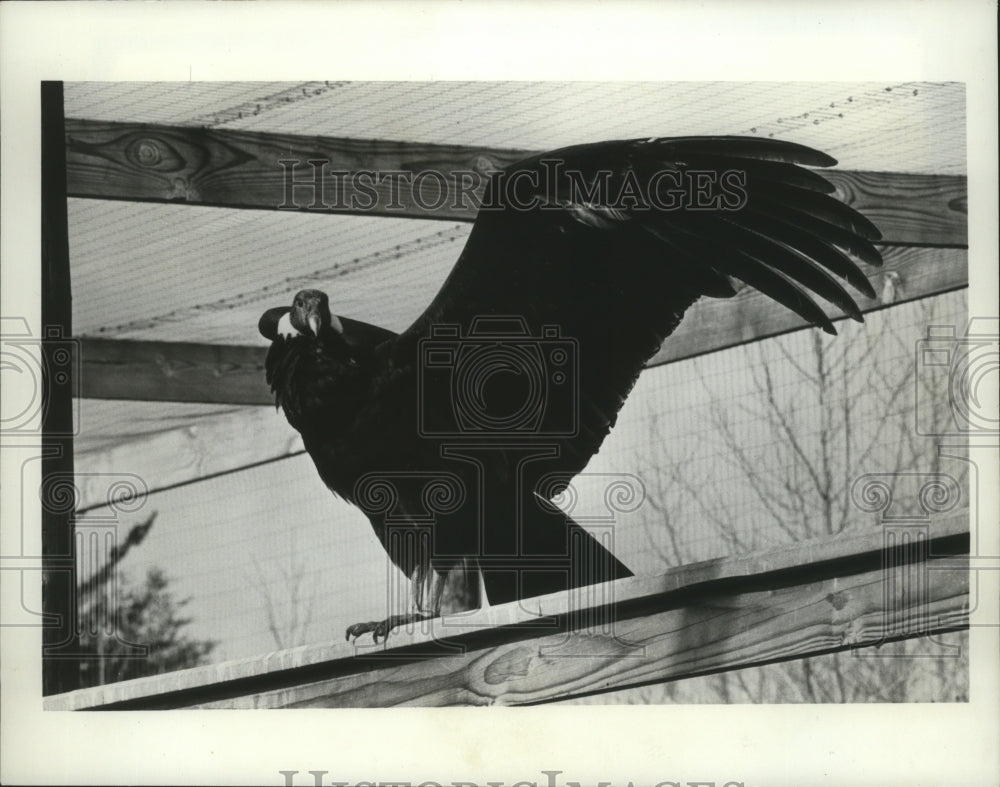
[345,613,430,644]
[345,621,377,643]
[344,617,397,644]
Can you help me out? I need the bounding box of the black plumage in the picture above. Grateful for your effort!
[258,136,883,642]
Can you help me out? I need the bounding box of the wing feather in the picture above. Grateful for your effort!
[662,220,839,334]
[735,211,878,298]
[756,184,883,240]
[649,136,838,166]
[752,201,884,266]
[662,154,838,194]
[697,216,864,320]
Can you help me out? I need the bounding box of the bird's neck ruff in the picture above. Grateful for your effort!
[277,312,300,339]
[277,310,345,340]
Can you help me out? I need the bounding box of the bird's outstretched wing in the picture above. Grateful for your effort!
[389,136,883,481]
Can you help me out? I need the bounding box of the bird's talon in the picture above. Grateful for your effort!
[344,617,406,645]
[345,619,395,644]
[345,622,373,642]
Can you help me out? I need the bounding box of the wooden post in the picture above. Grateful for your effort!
[41,81,79,694]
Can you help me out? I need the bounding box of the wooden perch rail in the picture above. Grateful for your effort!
[65,119,968,246]
[44,511,969,710]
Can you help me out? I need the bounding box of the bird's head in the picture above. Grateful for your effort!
[258,289,345,341]
[289,289,342,338]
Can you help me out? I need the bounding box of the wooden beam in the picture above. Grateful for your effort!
[76,245,967,406]
[43,512,969,709]
[64,119,528,222]
[78,338,271,405]
[65,119,967,246]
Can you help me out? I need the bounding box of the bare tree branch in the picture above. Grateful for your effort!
[632,292,968,704]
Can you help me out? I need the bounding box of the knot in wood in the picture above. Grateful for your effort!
[483,649,533,684]
[134,139,162,167]
[124,134,185,172]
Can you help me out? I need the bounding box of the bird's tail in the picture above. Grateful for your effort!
[478,494,633,607]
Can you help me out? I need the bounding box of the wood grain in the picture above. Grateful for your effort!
[823,170,967,247]
[65,119,967,246]
[43,513,968,709]
[65,119,528,222]
[76,245,967,407]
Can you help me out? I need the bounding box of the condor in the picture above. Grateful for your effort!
[258,135,882,643]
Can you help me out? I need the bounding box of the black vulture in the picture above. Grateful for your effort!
[257,136,882,642]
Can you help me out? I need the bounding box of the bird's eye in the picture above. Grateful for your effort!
[295,299,302,307]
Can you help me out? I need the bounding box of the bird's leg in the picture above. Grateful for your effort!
[345,563,447,644]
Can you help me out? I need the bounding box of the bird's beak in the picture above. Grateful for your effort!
[308,313,321,337]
